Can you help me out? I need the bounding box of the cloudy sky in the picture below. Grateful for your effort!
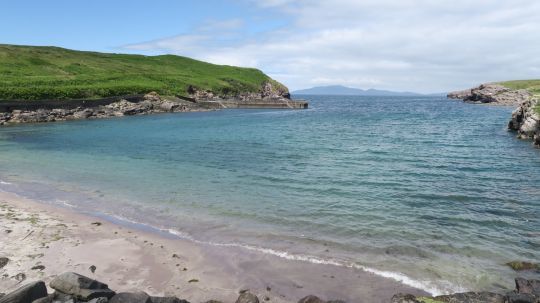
[3,0,540,93]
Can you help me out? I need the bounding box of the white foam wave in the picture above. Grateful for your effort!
[161,227,461,296]
[0,180,12,185]
[90,213,462,296]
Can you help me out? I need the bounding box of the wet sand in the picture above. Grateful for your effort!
[0,190,428,302]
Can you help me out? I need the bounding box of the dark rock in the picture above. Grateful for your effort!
[298,296,326,303]
[390,294,420,303]
[236,292,259,303]
[515,278,540,296]
[0,281,48,303]
[52,291,74,302]
[31,265,45,271]
[151,296,190,303]
[50,272,115,300]
[435,291,506,303]
[14,273,26,282]
[505,292,539,303]
[203,301,223,303]
[31,294,53,303]
[87,298,109,303]
[109,292,151,303]
[89,265,97,273]
[0,257,8,269]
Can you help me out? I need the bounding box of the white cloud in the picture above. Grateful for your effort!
[122,1,540,93]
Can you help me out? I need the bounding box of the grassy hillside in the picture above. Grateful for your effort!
[0,44,285,100]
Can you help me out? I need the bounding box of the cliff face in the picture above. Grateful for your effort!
[508,96,540,147]
[448,83,540,148]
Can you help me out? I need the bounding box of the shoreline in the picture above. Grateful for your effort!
[0,190,428,303]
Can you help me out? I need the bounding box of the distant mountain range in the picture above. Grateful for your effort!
[291,85,432,96]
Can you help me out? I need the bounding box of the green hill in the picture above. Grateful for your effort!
[0,44,286,100]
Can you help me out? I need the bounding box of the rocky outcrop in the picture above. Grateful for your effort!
[447,83,531,106]
[0,92,199,125]
[189,81,291,102]
[508,96,540,147]
[0,84,306,126]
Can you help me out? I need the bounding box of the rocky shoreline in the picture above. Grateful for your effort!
[0,82,307,126]
[448,83,540,148]
[2,271,539,303]
[0,272,347,303]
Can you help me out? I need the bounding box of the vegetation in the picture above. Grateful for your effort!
[417,297,445,303]
[0,44,285,100]
[498,79,540,96]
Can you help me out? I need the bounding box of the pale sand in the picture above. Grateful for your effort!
[0,191,428,302]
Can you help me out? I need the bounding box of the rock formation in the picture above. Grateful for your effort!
[508,95,540,147]
[447,83,531,106]
[0,92,202,125]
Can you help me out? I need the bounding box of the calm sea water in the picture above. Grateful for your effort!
[0,96,539,294]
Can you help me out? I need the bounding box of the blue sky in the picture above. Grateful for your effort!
[2,0,540,93]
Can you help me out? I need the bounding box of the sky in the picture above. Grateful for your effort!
[2,0,540,93]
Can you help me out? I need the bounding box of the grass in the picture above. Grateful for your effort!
[0,44,287,100]
[498,79,540,96]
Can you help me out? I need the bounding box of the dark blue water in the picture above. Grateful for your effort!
[0,96,539,294]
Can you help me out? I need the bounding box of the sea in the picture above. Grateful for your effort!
[1,95,539,295]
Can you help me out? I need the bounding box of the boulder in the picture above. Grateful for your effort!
[515,278,540,296]
[151,297,190,303]
[158,101,179,112]
[87,298,109,303]
[298,296,326,303]
[0,281,48,303]
[109,292,151,303]
[236,292,259,303]
[390,294,420,303]
[31,294,53,303]
[49,272,115,300]
[434,291,506,303]
[505,292,539,303]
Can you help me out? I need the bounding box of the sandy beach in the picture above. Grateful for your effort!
[0,190,428,303]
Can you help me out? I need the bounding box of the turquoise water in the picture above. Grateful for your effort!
[0,96,539,294]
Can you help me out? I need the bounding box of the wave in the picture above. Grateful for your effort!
[103,213,462,296]
[0,182,462,296]
[0,179,12,185]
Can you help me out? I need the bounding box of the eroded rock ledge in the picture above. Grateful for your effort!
[447,83,531,106]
